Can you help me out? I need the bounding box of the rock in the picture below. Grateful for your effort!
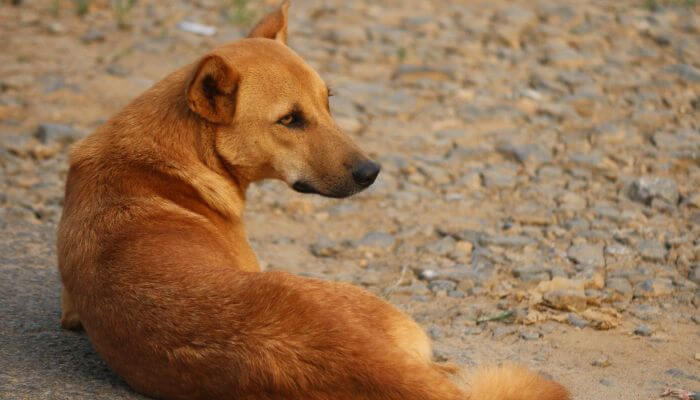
[81,28,105,43]
[567,313,589,328]
[497,143,552,167]
[558,192,587,211]
[519,330,541,341]
[634,324,652,337]
[605,278,633,301]
[513,265,551,283]
[690,265,700,284]
[629,304,661,321]
[428,280,457,294]
[567,243,605,268]
[634,278,674,298]
[392,65,454,83]
[106,64,130,77]
[480,235,534,248]
[664,64,700,83]
[598,378,614,387]
[636,239,667,262]
[665,368,700,382]
[627,177,679,206]
[357,232,396,251]
[591,355,611,367]
[324,26,366,45]
[423,236,456,257]
[481,163,519,189]
[492,326,518,338]
[543,289,587,312]
[427,325,443,340]
[34,124,80,145]
[309,236,341,257]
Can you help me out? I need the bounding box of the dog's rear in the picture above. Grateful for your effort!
[57,2,570,399]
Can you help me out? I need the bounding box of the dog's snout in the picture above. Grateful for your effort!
[351,161,380,188]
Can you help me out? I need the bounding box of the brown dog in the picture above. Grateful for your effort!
[57,2,570,399]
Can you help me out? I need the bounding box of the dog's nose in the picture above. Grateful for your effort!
[352,161,380,188]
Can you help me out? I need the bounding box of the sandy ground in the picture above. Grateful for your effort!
[1,0,699,399]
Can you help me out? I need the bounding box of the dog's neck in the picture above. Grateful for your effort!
[85,66,249,221]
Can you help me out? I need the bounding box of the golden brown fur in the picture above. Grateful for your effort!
[57,2,570,399]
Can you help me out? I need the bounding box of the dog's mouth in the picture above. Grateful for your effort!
[292,181,319,195]
[291,180,362,199]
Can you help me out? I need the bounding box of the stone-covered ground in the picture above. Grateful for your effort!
[1,0,698,398]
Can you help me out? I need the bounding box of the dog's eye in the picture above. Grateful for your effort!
[277,111,304,128]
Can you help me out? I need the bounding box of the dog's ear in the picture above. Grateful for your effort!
[247,0,289,44]
[186,54,239,125]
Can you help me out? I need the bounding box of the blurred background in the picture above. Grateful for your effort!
[0,0,699,399]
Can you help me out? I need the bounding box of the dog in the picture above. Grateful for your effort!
[57,2,570,399]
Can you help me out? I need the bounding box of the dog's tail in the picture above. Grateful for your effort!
[461,363,570,400]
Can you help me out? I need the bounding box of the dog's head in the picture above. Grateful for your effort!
[185,1,379,198]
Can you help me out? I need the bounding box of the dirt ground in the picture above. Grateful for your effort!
[1,0,699,399]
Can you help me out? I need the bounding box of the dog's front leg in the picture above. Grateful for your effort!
[60,286,83,331]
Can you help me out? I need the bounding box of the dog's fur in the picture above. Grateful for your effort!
[57,2,570,399]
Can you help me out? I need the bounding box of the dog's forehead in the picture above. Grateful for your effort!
[217,39,324,88]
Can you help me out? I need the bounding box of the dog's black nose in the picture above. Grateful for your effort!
[352,161,380,188]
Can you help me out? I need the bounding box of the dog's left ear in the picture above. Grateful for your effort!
[247,0,289,45]
[186,54,239,125]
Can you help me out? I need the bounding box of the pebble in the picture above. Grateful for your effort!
[636,239,667,262]
[634,278,674,298]
[567,313,590,328]
[627,177,679,206]
[591,355,611,367]
[634,324,652,337]
[357,232,396,251]
[34,123,80,145]
[567,243,605,268]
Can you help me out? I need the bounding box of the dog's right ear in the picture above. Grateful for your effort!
[186,54,239,125]
[247,0,289,44]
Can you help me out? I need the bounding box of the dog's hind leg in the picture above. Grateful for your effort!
[60,286,83,330]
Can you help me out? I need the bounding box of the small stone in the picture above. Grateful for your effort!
[695,353,700,361]
[567,313,589,328]
[81,28,105,43]
[567,243,605,268]
[520,330,541,341]
[309,237,341,257]
[689,265,700,284]
[513,265,551,283]
[423,236,456,257]
[34,123,80,145]
[480,235,534,248]
[417,268,438,281]
[605,278,633,301]
[492,326,518,338]
[392,65,454,83]
[106,64,130,77]
[628,177,679,206]
[665,368,700,382]
[591,355,611,367]
[427,325,443,340]
[428,280,457,294]
[543,289,587,312]
[664,64,700,83]
[634,324,652,337]
[598,378,614,387]
[636,239,667,262]
[357,232,396,251]
[481,163,519,189]
[634,278,674,298]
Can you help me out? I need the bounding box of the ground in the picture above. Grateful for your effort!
[0,0,699,399]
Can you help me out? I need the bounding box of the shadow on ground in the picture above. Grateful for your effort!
[0,222,145,400]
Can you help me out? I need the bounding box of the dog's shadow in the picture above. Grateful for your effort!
[0,223,147,399]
